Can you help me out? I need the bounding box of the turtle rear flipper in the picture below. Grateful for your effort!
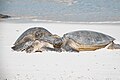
[107,42,120,49]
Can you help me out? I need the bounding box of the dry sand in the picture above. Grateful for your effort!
[0,22,120,80]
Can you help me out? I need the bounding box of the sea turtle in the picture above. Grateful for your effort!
[43,30,120,52]
[11,27,58,53]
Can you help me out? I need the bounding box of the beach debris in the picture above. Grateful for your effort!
[12,27,120,53]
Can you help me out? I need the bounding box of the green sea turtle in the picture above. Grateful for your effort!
[43,30,120,52]
[11,27,58,53]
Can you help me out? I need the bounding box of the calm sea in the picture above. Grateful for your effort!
[0,0,120,22]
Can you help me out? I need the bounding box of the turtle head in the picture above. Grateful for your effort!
[53,37,63,48]
[44,34,63,49]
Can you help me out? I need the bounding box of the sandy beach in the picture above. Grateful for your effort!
[0,22,120,80]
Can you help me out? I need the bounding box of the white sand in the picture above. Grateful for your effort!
[0,22,120,80]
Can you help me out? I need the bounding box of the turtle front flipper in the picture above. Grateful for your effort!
[12,40,34,52]
[40,47,62,52]
[62,39,80,52]
[62,44,79,52]
[12,42,25,51]
[107,41,120,49]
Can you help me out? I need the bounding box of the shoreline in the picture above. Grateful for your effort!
[1,17,120,25]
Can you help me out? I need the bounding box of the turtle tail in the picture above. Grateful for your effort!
[107,41,120,49]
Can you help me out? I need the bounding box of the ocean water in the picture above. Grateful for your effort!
[0,0,120,22]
